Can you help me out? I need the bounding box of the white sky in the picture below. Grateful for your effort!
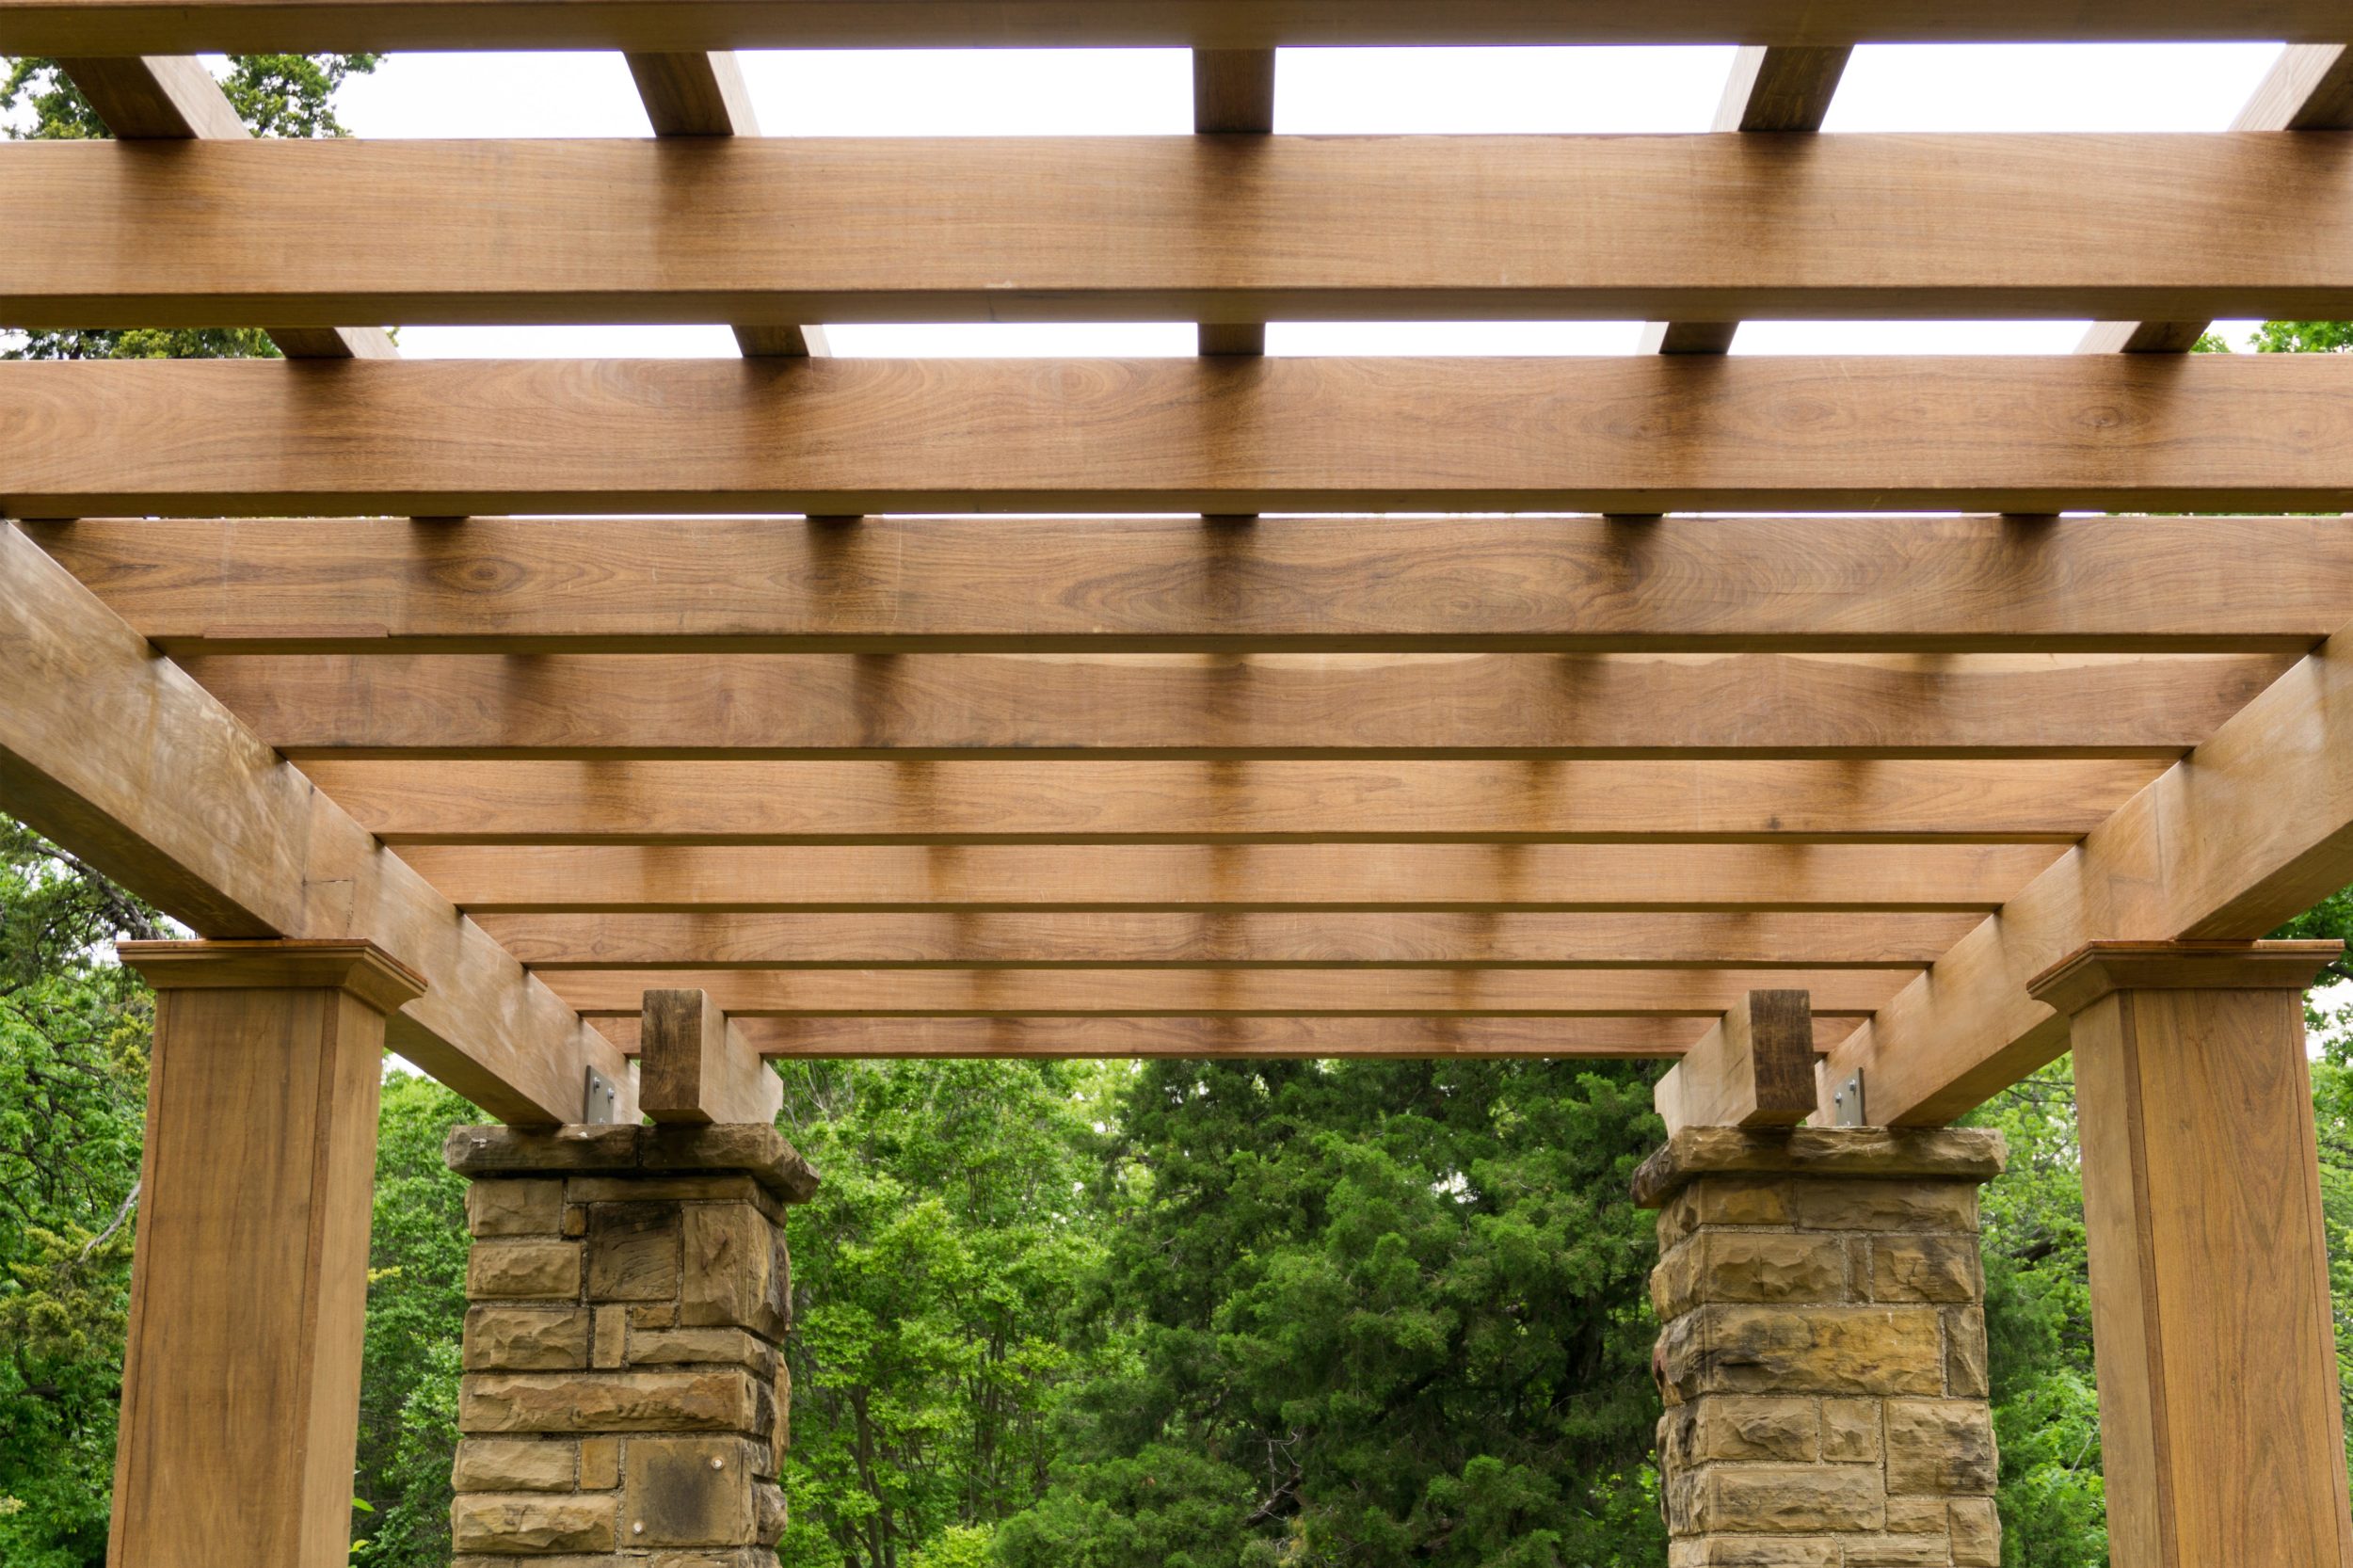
[283,41,2294,361]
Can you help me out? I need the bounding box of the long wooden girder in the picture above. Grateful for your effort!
[402,843,2063,914]
[475,911,1984,968]
[11,134,2353,328]
[178,652,2292,761]
[297,758,2163,845]
[7,0,2350,54]
[34,516,2352,656]
[0,522,626,1125]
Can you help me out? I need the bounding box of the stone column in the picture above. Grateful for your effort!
[443,1124,820,1568]
[1632,1127,2007,1568]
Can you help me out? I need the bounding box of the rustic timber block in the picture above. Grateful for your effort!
[1639,1128,2005,1566]
[448,1124,812,1562]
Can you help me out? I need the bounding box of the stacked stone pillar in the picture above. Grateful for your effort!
[1633,1127,2007,1568]
[444,1124,819,1568]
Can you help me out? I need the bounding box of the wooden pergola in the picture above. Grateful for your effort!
[6,7,2353,1566]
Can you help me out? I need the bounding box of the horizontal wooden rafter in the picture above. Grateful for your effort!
[7,0,2349,55]
[541,965,1912,1016]
[298,758,2164,844]
[474,910,1984,968]
[10,357,2353,516]
[12,134,2353,327]
[29,515,2353,655]
[405,843,2063,914]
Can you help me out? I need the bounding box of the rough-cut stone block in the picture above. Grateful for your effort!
[1886,1400,1998,1496]
[1791,1181,1977,1236]
[624,1436,763,1547]
[1659,1305,1945,1400]
[1694,1465,1884,1534]
[460,1369,764,1435]
[1944,1307,1989,1399]
[1634,1128,2007,1208]
[1678,1397,1819,1463]
[775,1357,792,1456]
[755,1481,788,1544]
[681,1204,790,1339]
[647,1551,787,1568]
[632,1325,778,1376]
[587,1203,682,1302]
[1820,1398,1881,1464]
[1949,1497,2001,1566]
[567,1173,792,1225]
[580,1435,621,1491]
[450,1492,617,1554]
[592,1306,627,1369]
[447,1124,819,1206]
[449,1124,645,1177]
[1657,1177,1793,1249]
[465,1306,591,1372]
[469,1240,584,1301]
[1841,1537,1953,1566]
[1656,1233,1850,1319]
[643,1124,821,1204]
[1869,1235,1984,1303]
[468,1179,567,1238]
[453,1558,621,1568]
[1668,1542,1839,1568]
[1882,1496,1945,1535]
[452,1437,577,1494]
[632,1302,680,1330]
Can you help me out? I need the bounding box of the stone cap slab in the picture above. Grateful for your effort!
[1633,1127,2005,1209]
[447,1124,820,1205]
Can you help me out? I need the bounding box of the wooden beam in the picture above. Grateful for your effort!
[0,520,626,1126]
[1823,608,2353,1126]
[178,651,2289,760]
[40,516,2353,656]
[1193,48,1273,359]
[298,758,2162,844]
[8,355,2353,517]
[1654,988,1818,1131]
[17,133,2353,329]
[10,0,2352,56]
[1642,44,1849,354]
[637,985,783,1124]
[546,966,1909,1016]
[2080,43,2353,355]
[405,843,2062,915]
[474,910,1984,968]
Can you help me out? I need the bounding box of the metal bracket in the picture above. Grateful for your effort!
[583,1065,620,1125]
[1830,1068,1866,1127]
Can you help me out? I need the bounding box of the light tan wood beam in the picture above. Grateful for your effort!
[1824,608,2353,1125]
[2080,44,2353,354]
[39,516,2353,656]
[476,910,1983,968]
[299,757,2162,845]
[181,651,2287,760]
[10,356,2353,517]
[0,520,625,1125]
[1641,44,1849,355]
[637,985,782,1124]
[1193,48,1273,358]
[56,57,395,360]
[17,133,2353,329]
[545,966,1909,1016]
[406,843,2062,915]
[1654,988,1818,1131]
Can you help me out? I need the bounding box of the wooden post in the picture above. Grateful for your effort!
[110,939,425,1568]
[2027,940,2353,1568]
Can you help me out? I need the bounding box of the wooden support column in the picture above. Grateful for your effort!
[2026,940,2353,1568]
[109,939,426,1568]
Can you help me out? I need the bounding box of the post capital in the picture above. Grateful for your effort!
[119,937,427,1016]
[2026,938,2343,1018]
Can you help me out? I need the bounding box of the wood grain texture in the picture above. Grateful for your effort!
[544,966,1908,1016]
[180,651,2292,760]
[637,986,782,1125]
[474,910,1983,968]
[1655,987,1818,1131]
[9,0,2350,56]
[407,842,2061,914]
[624,50,757,135]
[299,757,2163,844]
[16,134,2353,328]
[37,516,2353,654]
[1193,47,1273,133]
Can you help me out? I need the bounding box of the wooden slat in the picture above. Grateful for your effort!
[1642,44,1849,355]
[544,966,1910,1016]
[38,516,2353,656]
[1824,609,2353,1125]
[9,0,2351,56]
[1655,988,1819,1130]
[298,758,2163,844]
[406,843,2062,914]
[8,355,2353,518]
[0,521,626,1125]
[474,910,1984,968]
[18,134,2353,329]
[1193,48,1273,360]
[637,986,782,1124]
[2080,43,2353,355]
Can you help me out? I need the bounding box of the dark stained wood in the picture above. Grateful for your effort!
[637,985,782,1124]
[1656,986,1819,1129]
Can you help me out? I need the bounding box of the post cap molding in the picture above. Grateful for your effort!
[120,938,428,1016]
[2026,939,2344,1017]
